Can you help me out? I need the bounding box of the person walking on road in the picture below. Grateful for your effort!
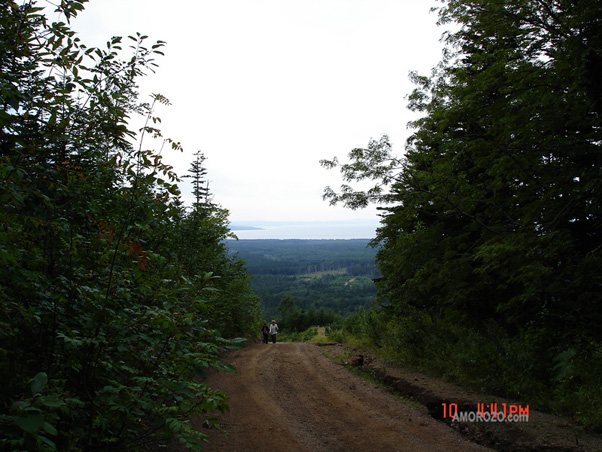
[269,320,279,344]
[261,322,270,344]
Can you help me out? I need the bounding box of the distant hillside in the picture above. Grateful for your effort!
[226,239,379,275]
[226,239,379,319]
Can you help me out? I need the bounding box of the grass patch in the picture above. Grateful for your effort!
[279,326,319,342]
[280,326,334,343]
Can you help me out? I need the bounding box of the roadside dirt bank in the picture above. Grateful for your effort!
[165,342,602,452]
[320,342,602,452]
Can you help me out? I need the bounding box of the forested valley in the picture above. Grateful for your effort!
[226,239,379,327]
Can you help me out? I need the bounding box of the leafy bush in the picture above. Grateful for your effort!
[0,2,259,450]
[334,304,602,431]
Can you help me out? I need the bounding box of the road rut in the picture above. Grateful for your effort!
[196,342,493,452]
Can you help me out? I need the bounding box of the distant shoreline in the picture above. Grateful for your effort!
[226,238,373,241]
[229,225,264,231]
[229,221,379,240]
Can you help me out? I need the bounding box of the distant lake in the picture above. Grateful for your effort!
[229,221,379,240]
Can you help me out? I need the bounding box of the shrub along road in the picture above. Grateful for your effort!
[175,342,493,452]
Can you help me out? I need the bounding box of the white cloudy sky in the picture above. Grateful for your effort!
[68,0,446,224]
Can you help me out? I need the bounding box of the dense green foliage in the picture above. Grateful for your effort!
[227,239,379,275]
[226,239,378,323]
[323,0,602,429]
[276,294,341,333]
[0,1,259,450]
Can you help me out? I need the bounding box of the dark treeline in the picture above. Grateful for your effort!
[227,239,379,276]
[0,2,260,451]
[227,240,379,322]
[255,273,377,322]
[323,0,602,430]
[276,294,340,334]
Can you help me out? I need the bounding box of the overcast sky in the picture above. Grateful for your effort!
[69,0,445,224]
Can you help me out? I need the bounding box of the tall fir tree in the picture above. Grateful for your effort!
[322,0,602,428]
[184,150,211,207]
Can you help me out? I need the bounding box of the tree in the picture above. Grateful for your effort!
[184,150,211,207]
[324,0,602,335]
[322,0,602,427]
[320,134,400,209]
[0,2,258,450]
[278,294,297,321]
[177,153,261,337]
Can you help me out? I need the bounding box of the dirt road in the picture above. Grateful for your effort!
[195,342,493,452]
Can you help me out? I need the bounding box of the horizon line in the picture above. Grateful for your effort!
[230,219,380,226]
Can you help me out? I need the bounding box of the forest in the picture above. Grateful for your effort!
[2,0,602,450]
[322,0,602,432]
[0,1,261,450]
[226,239,379,323]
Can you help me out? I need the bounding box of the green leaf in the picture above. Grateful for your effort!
[40,397,66,408]
[39,435,57,448]
[15,413,44,434]
[225,337,246,349]
[30,372,48,395]
[43,421,58,436]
